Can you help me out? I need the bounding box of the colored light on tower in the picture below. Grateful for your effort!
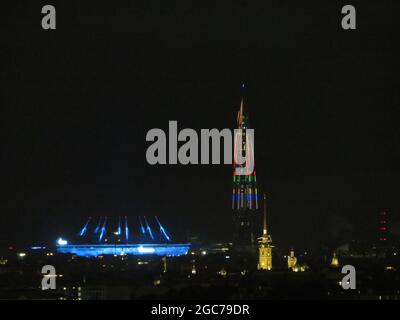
[378,210,390,243]
[232,90,259,245]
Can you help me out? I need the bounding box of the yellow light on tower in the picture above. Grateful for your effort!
[330,252,340,268]
[287,249,297,270]
[257,194,273,271]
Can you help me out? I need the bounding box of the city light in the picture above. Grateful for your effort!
[57,243,190,257]
[57,238,68,246]
[138,246,155,254]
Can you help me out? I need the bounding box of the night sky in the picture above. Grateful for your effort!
[1,1,400,249]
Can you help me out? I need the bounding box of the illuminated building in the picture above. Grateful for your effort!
[257,194,273,271]
[232,85,259,246]
[191,261,197,275]
[56,216,190,257]
[162,256,167,273]
[330,252,340,267]
[218,268,227,277]
[293,264,308,272]
[385,266,396,271]
[287,249,297,270]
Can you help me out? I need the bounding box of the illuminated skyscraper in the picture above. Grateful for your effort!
[232,87,259,246]
[258,194,273,271]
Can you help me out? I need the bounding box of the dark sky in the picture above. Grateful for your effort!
[1,1,400,249]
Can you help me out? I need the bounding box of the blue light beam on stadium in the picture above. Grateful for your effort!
[125,216,129,242]
[143,216,154,240]
[94,216,102,234]
[79,217,91,237]
[115,216,121,235]
[155,216,171,241]
[99,217,107,242]
[138,216,146,236]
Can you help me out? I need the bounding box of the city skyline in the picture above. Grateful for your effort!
[2,0,400,303]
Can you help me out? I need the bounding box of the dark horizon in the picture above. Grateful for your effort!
[2,1,400,250]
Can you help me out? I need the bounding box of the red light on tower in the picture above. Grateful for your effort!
[378,210,389,243]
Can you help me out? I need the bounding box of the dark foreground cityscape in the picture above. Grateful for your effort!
[1,222,400,300]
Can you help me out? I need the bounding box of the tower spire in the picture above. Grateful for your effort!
[263,193,267,236]
[232,85,258,247]
[237,83,248,127]
[257,193,273,270]
[237,97,245,126]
